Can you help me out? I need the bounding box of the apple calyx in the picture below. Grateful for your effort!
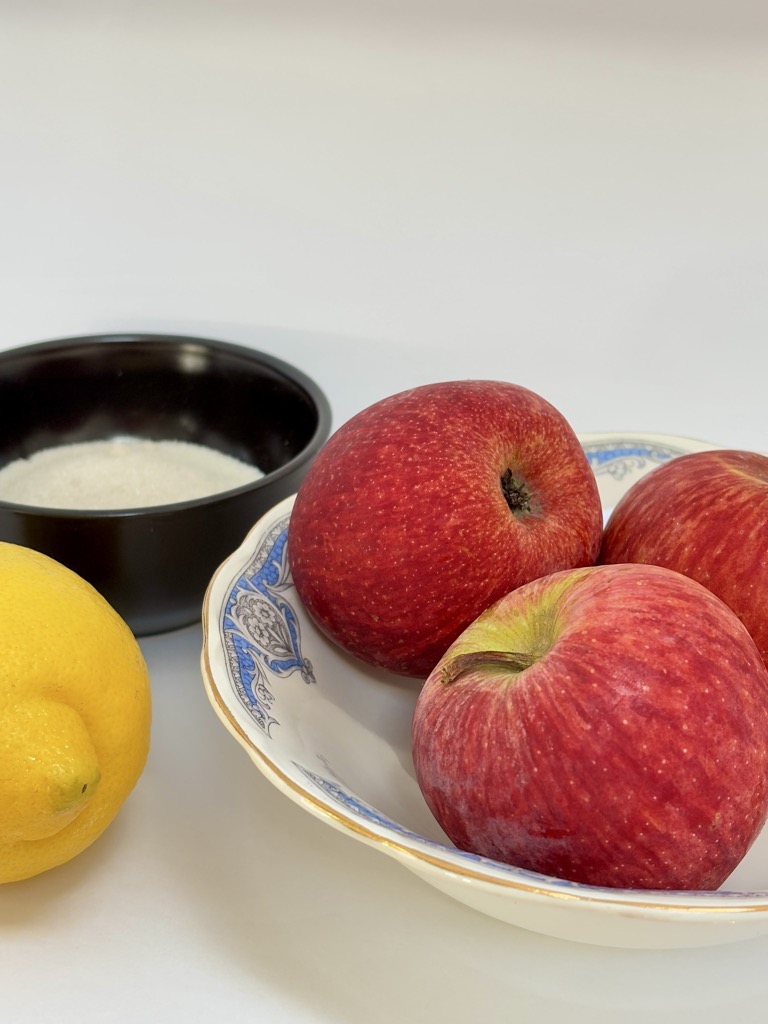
[439,649,538,686]
[500,469,538,518]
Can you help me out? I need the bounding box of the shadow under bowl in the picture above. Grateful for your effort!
[0,333,332,636]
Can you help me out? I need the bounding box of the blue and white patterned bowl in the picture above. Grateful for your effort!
[201,431,768,949]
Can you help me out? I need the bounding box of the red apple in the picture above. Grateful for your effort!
[289,380,603,677]
[600,449,768,668]
[412,563,768,890]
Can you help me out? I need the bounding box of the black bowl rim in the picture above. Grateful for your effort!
[0,332,332,519]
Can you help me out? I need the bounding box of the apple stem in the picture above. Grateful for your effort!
[439,649,538,686]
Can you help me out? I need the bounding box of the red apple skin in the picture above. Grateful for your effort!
[600,450,768,668]
[411,563,768,890]
[289,380,603,678]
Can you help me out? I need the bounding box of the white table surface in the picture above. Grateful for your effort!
[2,2,768,1021]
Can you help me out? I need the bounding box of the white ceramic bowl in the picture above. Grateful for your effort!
[201,431,768,950]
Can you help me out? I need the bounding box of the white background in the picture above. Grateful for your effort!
[1,2,768,1021]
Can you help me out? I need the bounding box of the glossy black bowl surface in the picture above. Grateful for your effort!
[0,333,332,635]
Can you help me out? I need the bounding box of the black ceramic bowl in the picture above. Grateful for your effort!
[0,333,331,635]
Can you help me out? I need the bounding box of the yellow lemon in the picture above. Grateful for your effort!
[0,542,151,882]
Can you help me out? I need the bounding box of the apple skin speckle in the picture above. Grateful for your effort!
[412,563,768,891]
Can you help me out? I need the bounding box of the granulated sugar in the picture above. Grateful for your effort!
[0,437,264,510]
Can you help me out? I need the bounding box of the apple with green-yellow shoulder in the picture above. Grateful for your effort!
[412,562,768,890]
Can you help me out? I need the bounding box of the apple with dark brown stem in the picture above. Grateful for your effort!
[600,449,768,668]
[412,562,768,890]
[289,380,603,678]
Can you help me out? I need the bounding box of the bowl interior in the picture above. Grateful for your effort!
[0,334,327,490]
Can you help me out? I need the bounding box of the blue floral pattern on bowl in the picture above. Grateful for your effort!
[583,438,691,481]
[221,513,313,736]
